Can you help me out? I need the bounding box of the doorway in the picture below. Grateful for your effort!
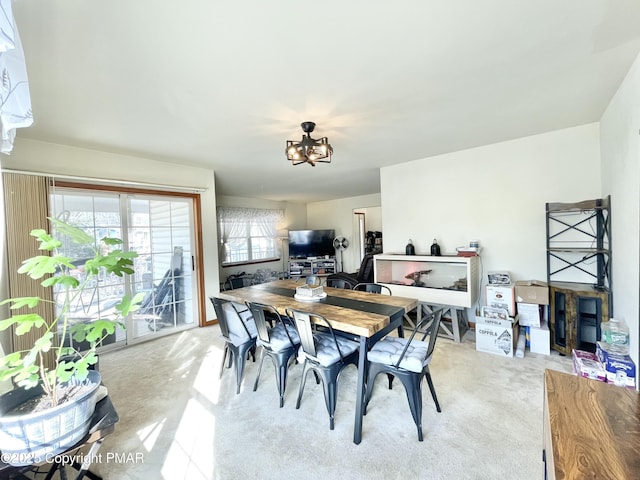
[352,206,382,272]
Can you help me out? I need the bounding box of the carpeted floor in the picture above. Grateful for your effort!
[86,324,572,480]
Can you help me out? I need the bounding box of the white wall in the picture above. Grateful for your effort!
[0,138,221,321]
[307,193,382,273]
[216,195,307,280]
[381,123,602,310]
[600,51,640,369]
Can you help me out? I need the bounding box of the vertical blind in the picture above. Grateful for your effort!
[2,172,55,366]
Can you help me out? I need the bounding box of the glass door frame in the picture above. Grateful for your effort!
[51,181,207,346]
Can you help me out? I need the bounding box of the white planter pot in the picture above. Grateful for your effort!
[0,370,101,466]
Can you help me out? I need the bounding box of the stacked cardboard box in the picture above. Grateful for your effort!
[476,275,519,357]
[515,280,550,355]
[475,299,519,358]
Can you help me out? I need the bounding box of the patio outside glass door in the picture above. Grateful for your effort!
[51,189,198,350]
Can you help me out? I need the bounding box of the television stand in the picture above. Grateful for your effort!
[288,258,336,277]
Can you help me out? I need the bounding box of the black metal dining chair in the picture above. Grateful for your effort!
[364,307,444,441]
[326,278,353,289]
[286,308,359,430]
[246,302,301,407]
[353,282,392,295]
[209,296,257,394]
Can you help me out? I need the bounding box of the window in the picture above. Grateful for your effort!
[218,207,284,265]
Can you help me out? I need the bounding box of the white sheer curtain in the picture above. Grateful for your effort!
[0,0,33,154]
[217,207,284,264]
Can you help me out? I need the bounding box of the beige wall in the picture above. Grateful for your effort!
[600,50,640,369]
[381,123,602,308]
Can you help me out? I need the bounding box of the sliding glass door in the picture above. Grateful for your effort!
[128,196,196,340]
[50,188,199,349]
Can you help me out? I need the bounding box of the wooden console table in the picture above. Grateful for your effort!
[543,369,640,479]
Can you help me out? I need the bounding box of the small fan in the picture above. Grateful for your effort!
[333,236,349,272]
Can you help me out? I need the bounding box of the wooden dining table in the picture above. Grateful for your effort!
[218,279,418,444]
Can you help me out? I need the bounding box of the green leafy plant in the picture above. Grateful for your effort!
[0,218,144,407]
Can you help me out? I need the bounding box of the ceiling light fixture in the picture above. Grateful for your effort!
[286,121,333,167]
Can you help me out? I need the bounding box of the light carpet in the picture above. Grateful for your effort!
[86,325,573,480]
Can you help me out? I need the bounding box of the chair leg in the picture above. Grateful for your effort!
[275,355,291,408]
[226,348,234,368]
[253,349,267,392]
[219,345,230,379]
[266,349,296,408]
[234,343,252,395]
[321,372,338,430]
[425,367,441,412]
[364,363,385,415]
[296,362,311,409]
[398,374,424,441]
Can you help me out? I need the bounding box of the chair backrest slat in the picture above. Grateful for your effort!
[287,308,346,362]
[247,302,272,344]
[393,307,444,369]
[247,302,298,347]
[290,310,318,358]
[210,296,231,339]
[210,296,253,340]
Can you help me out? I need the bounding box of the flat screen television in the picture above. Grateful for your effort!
[288,229,335,259]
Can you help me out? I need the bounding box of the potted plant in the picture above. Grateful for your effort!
[0,217,144,465]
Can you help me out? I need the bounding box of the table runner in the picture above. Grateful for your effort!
[259,284,404,318]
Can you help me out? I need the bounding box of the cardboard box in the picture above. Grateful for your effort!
[596,342,637,389]
[516,303,543,327]
[527,323,550,355]
[475,316,519,357]
[485,284,515,316]
[514,280,549,305]
[572,349,606,382]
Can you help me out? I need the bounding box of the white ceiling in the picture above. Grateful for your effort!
[12,1,640,202]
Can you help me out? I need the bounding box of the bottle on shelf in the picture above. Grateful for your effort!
[600,318,630,355]
[405,239,415,255]
[430,239,441,256]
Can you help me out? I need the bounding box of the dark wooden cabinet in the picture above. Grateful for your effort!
[549,282,610,355]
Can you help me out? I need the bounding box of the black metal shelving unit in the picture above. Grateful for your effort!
[546,195,612,292]
[545,196,612,354]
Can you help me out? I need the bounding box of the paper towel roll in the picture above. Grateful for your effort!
[516,327,526,358]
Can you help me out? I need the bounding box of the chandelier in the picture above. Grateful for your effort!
[286,121,333,166]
